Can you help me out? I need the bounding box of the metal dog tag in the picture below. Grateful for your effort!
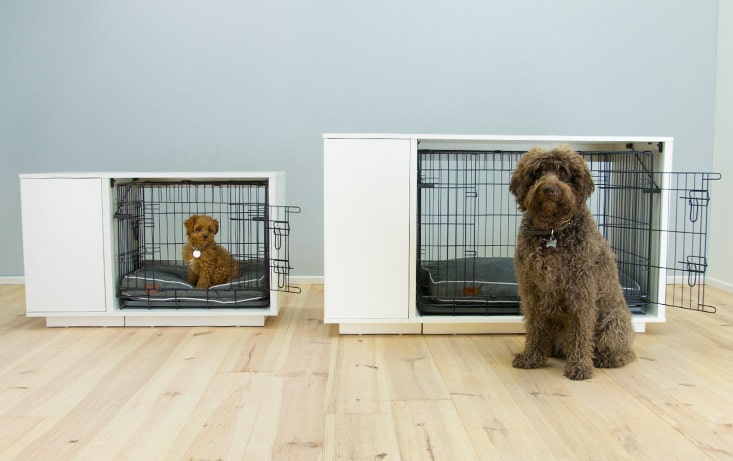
[545,230,557,248]
[193,250,201,258]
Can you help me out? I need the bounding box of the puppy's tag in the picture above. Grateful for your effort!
[193,250,201,258]
[545,237,557,248]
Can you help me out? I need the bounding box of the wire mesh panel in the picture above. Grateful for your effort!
[655,172,721,313]
[416,149,719,316]
[268,205,302,294]
[417,151,522,315]
[115,180,297,309]
[584,151,656,313]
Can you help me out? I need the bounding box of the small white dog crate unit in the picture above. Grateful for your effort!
[20,172,299,327]
[323,134,719,334]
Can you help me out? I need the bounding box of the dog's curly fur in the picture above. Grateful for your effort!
[509,145,635,380]
[182,214,239,289]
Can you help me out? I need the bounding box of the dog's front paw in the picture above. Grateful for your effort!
[594,349,636,368]
[513,351,545,369]
[564,363,593,380]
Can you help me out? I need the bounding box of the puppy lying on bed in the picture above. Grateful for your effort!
[182,214,239,289]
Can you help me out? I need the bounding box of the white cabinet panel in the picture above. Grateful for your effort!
[324,139,412,320]
[20,178,107,313]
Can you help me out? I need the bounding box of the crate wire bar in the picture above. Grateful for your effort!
[115,181,299,309]
[416,149,720,316]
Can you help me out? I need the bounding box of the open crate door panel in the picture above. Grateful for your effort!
[653,171,721,313]
[268,205,301,294]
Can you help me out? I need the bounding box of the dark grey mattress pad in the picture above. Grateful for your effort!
[418,257,643,305]
[419,257,519,303]
[119,260,268,307]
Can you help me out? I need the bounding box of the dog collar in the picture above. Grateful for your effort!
[523,216,573,248]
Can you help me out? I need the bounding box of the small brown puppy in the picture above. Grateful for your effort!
[509,145,635,380]
[182,214,239,289]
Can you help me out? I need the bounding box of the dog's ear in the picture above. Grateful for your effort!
[184,215,199,234]
[509,169,526,209]
[212,218,219,235]
[576,163,595,200]
[510,147,545,210]
[563,148,595,200]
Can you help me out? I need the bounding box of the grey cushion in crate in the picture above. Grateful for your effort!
[119,260,269,307]
[418,256,643,306]
[418,257,519,302]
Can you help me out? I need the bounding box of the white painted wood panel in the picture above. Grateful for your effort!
[324,138,412,320]
[20,178,107,313]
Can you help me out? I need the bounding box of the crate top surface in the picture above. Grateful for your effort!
[19,171,285,180]
[322,133,673,144]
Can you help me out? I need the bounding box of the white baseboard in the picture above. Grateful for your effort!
[668,274,733,293]
[706,276,733,293]
[0,276,24,285]
[290,276,324,285]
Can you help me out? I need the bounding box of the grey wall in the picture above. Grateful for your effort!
[711,0,733,289]
[0,0,720,278]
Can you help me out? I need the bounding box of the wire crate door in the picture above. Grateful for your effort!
[655,172,721,313]
[268,205,301,293]
[416,150,522,315]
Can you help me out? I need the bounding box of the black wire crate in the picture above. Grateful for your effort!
[416,149,720,316]
[114,180,299,309]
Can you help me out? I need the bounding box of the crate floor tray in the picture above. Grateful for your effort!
[417,257,646,315]
[119,260,269,308]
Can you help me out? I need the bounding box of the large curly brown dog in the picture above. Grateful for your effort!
[182,214,239,289]
[509,145,635,380]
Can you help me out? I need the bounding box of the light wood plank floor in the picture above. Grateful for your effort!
[0,284,732,460]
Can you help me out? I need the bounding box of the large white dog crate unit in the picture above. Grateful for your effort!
[20,172,298,327]
[323,134,719,334]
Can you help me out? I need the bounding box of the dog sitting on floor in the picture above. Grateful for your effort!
[509,145,635,380]
[182,214,239,289]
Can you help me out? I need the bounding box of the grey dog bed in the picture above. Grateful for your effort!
[118,260,269,308]
[419,257,519,302]
[417,257,645,315]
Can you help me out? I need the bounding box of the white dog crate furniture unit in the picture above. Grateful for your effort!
[20,172,299,327]
[323,134,719,334]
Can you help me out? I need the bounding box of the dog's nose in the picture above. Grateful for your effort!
[542,185,557,197]
[202,234,208,239]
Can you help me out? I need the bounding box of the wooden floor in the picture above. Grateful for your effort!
[0,284,732,460]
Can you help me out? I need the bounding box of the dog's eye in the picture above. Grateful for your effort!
[558,168,570,182]
[195,227,201,232]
